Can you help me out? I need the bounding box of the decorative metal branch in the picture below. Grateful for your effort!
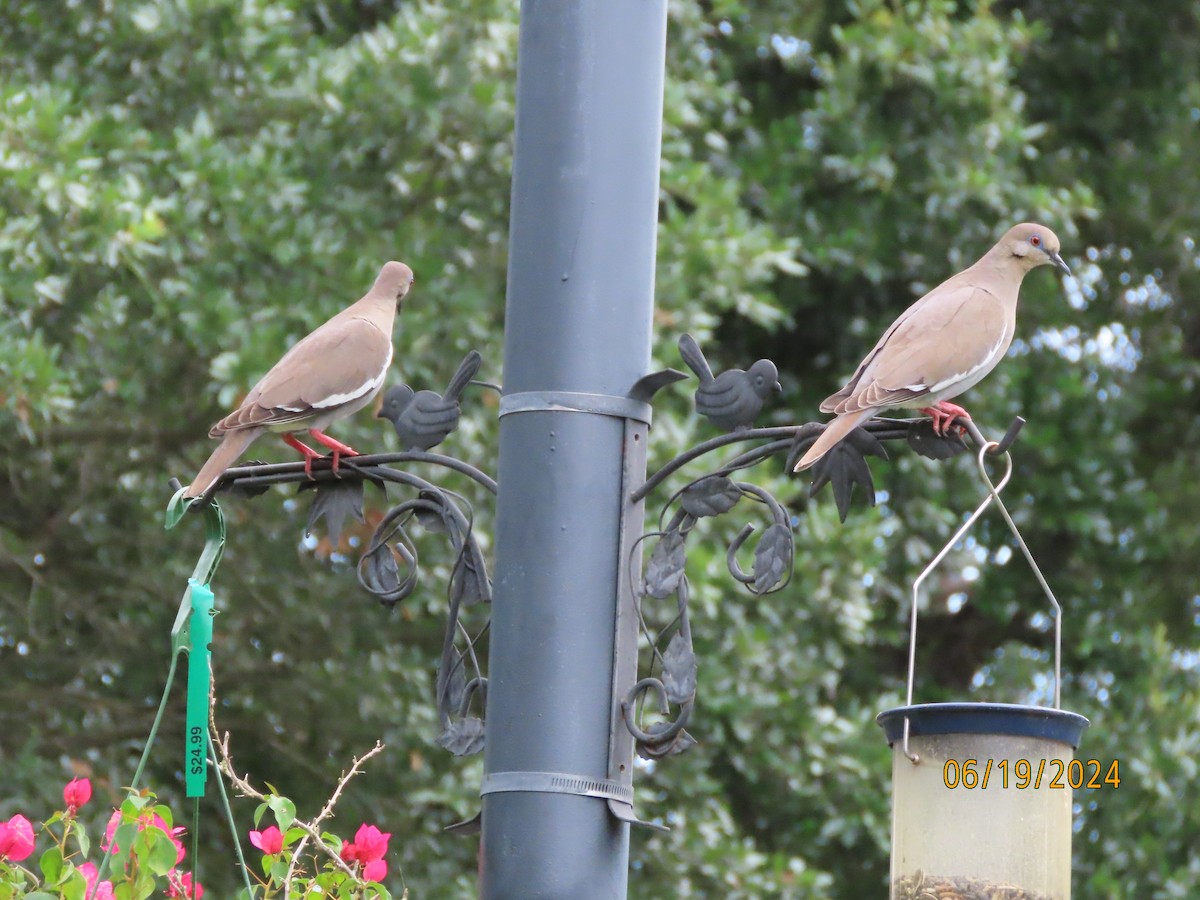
[179,338,1026,774]
[186,351,495,760]
[621,334,1025,760]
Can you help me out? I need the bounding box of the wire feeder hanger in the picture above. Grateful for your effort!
[902,439,1064,764]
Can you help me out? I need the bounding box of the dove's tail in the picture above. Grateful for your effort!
[678,333,714,383]
[443,350,483,402]
[184,427,265,498]
[793,410,874,471]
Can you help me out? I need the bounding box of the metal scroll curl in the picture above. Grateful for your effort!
[625,468,795,760]
[354,468,492,757]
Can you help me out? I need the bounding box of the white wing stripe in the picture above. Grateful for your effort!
[925,337,1004,394]
[310,344,393,409]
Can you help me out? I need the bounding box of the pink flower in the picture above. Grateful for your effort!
[0,814,35,862]
[363,859,388,882]
[64,777,93,814]
[353,823,390,863]
[102,810,119,851]
[79,862,115,900]
[249,825,283,856]
[342,823,389,882]
[166,871,203,898]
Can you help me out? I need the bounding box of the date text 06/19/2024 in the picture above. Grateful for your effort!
[942,758,1120,791]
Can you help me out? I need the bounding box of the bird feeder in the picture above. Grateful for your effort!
[878,703,1088,899]
[878,446,1089,900]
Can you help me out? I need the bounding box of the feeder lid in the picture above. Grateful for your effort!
[877,702,1089,749]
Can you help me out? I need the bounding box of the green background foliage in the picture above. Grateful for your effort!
[2,0,1197,896]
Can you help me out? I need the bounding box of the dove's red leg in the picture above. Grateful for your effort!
[308,429,361,475]
[283,433,323,479]
[920,401,971,436]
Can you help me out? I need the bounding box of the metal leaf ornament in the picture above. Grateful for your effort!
[636,725,697,760]
[804,425,889,522]
[453,544,492,607]
[644,530,686,598]
[436,717,486,757]
[304,478,366,545]
[752,523,793,594]
[906,419,969,459]
[357,530,418,609]
[223,460,272,498]
[662,631,697,705]
[680,475,743,518]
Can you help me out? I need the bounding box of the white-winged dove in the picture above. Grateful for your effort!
[794,223,1069,471]
[184,261,414,498]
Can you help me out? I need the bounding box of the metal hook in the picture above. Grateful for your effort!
[961,416,1025,456]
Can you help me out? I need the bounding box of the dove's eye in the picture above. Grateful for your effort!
[1029,234,1042,247]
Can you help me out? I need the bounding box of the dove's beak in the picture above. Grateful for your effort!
[774,381,783,394]
[1048,250,1071,276]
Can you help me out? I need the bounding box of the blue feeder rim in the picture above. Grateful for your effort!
[877,703,1089,749]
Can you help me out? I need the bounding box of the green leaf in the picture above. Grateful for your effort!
[74,822,91,858]
[111,822,139,869]
[123,794,151,813]
[146,832,180,876]
[39,847,64,883]
[24,893,58,900]
[267,795,296,831]
[314,871,343,889]
[62,869,87,900]
[283,826,305,847]
[253,802,268,828]
[269,859,289,883]
[132,870,156,900]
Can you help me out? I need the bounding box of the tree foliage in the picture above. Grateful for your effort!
[2,0,1198,896]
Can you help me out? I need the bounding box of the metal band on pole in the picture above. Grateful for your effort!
[499,391,654,424]
[481,772,635,805]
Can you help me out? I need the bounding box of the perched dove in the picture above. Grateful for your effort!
[794,223,1069,471]
[679,333,781,432]
[377,350,482,451]
[184,261,415,499]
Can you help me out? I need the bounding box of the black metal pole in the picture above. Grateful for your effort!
[481,0,668,896]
